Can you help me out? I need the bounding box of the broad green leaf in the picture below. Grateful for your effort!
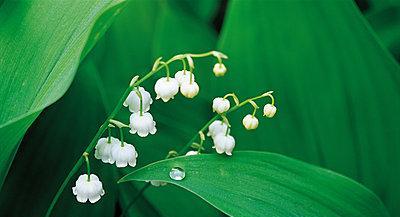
[0,0,126,189]
[209,0,400,215]
[120,151,389,217]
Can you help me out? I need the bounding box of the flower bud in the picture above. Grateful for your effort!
[242,114,259,130]
[111,142,138,168]
[213,63,227,77]
[149,180,167,187]
[212,97,230,114]
[129,112,157,137]
[123,87,153,113]
[207,120,229,138]
[213,134,235,156]
[174,70,195,85]
[180,82,199,98]
[72,174,105,203]
[94,137,119,164]
[263,104,277,118]
[185,150,199,156]
[154,77,179,102]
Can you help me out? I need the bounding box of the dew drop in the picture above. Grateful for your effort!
[169,167,185,181]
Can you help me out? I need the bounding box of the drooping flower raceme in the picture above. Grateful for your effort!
[72,174,105,203]
[263,104,277,118]
[129,112,157,137]
[175,70,195,85]
[180,81,199,98]
[207,120,229,138]
[154,77,179,102]
[213,134,235,156]
[213,63,227,77]
[94,137,119,164]
[212,97,230,114]
[242,114,259,130]
[111,142,138,168]
[123,87,153,113]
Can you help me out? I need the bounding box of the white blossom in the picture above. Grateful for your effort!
[72,174,105,203]
[212,97,230,114]
[213,134,235,156]
[213,63,227,77]
[175,70,195,85]
[207,120,229,138]
[149,180,167,187]
[154,77,179,102]
[185,150,199,156]
[123,87,153,113]
[180,82,199,98]
[242,114,259,130]
[129,112,157,137]
[263,104,277,118]
[111,142,138,168]
[94,137,119,164]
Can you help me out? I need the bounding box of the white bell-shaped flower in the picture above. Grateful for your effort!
[185,150,199,156]
[213,134,235,156]
[207,120,229,138]
[129,112,157,137]
[213,63,227,77]
[154,77,179,102]
[212,97,230,114]
[242,114,259,130]
[123,87,153,113]
[149,180,167,187]
[94,137,119,164]
[263,104,277,118]
[111,142,138,168]
[175,70,195,85]
[72,174,105,203]
[180,82,199,98]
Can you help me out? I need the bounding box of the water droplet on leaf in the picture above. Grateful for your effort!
[169,167,185,181]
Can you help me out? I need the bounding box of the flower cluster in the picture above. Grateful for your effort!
[71,51,229,203]
[204,92,276,156]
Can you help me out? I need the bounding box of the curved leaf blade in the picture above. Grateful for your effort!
[0,0,126,189]
[120,151,389,217]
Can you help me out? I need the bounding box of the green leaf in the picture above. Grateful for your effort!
[120,151,389,217]
[0,0,126,188]
[208,0,400,215]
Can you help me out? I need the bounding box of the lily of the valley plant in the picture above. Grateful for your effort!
[45,51,277,216]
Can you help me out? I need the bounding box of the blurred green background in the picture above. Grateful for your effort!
[0,0,399,216]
